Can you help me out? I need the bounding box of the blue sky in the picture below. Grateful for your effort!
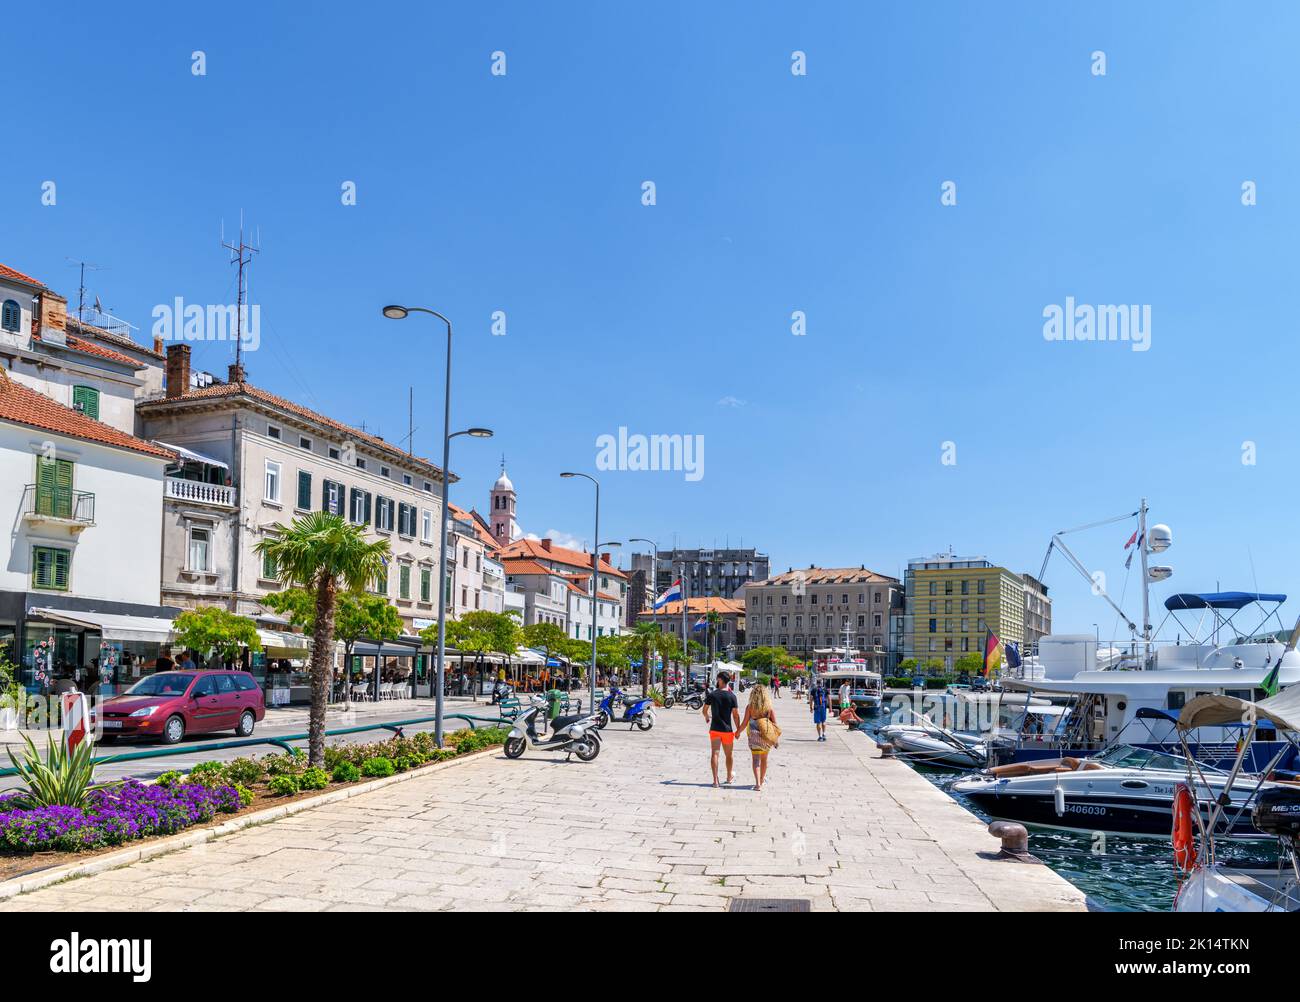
[6,1,1300,637]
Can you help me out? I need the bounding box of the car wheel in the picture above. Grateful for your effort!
[161,715,185,745]
[236,710,255,737]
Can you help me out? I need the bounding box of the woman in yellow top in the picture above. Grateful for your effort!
[737,685,778,792]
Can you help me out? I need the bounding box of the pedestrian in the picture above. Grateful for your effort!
[838,680,851,713]
[179,650,196,670]
[810,681,829,741]
[701,670,740,788]
[772,674,782,698]
[738,684,780,791]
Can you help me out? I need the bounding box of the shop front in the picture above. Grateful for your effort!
[19,604,181,696]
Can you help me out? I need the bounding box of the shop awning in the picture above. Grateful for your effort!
[156,442,229,469]
[27,608,176,644]
[257,628,310,659]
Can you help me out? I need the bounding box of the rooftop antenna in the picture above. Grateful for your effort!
[66,259,107,324]
[221,214,259,376]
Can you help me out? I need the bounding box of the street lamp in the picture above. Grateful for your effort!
[628,537,658,694]
[383,304,492,747]
[561,472,607,711]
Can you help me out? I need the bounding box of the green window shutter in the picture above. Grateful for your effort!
[35,457,73,517]
[262,550,277,580]
[297,471,311,510]
[400,564,411,600]
[33,546,70,590]
[364,492,372,524]
[72,386,100,420]
[421,568,431,602]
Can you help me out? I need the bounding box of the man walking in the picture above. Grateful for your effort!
[702,670,741,787]
[810,680,829,741]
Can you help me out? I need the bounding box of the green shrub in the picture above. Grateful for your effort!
[233,782,255,807]
[262,751,305,776]
[332,762,360,783]
[225,757,265,786]
[299,767,329,790]
[155,770,185,787]
[393,756,415,772]
[361,757,394,778]
[267,774,300,796]
[185,760,231,787]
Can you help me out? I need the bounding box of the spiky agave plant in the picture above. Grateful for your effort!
[6,733,111,809]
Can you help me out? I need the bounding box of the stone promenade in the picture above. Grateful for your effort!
[0,694,1087,911]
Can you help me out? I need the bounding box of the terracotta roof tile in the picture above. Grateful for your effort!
[448,502,499,551]
[0,263,45,288]
[638,597,744,617]
[498,538,626,578]
[67,317,164,360]
[756,567,897,586]
[0,370,173,459]
[33,332,139,368]
[138,379,452,483]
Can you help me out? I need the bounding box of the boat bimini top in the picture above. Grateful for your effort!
[1177,684,1300,734]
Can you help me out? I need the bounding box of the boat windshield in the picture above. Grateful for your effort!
[1091,744,1187,771]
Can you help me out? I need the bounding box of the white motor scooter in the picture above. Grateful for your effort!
[503,697,602,762]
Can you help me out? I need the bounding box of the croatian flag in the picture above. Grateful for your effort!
[692,616,708,632]
[653,578,682,610]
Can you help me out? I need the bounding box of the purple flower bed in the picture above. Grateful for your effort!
[0,780,242,854]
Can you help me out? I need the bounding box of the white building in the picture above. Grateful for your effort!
[0,368,172,686]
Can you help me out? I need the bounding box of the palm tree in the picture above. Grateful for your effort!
[628,622,662,695]
[255,512,390,766]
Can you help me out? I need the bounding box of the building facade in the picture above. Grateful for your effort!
[632,547,769,601]
[902,552,1026,669]
[498,537,627,634]
[637,597,745,657]
[1022,573,1052,652]
[137,346,454,635]
[741,567,901,671]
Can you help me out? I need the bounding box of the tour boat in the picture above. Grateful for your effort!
[817,628,883,712]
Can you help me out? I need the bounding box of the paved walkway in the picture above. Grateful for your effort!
[0,695,1087,911]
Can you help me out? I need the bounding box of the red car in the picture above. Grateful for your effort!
[95,670,266,744]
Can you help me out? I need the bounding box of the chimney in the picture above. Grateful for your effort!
[165,344,191,400]
[34,290,68,346]
[227,361,246,384]
[601,552,612,567]
[152,335,163,354]
[540,538,552,551]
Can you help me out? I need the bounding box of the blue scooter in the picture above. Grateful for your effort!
[596,686,656,731]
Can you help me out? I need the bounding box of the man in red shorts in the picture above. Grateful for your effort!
[702,670,741,787]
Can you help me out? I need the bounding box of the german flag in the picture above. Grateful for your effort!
[982,629,1002,678]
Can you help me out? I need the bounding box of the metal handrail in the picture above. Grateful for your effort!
[0,712,507,778]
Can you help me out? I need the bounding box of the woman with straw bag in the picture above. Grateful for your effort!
[738,685,780,792]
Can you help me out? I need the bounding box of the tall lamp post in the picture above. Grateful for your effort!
[382,304,492,747]
[561,472,606,711]
[628,537,658,694]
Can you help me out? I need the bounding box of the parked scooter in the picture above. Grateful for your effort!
[596,686,656,730]
[503,697,601,761]
[667,682,705,710]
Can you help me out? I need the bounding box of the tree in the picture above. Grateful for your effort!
[741,645,796,674]
[595,634,629,676]
[423,610,520,694]
[899,657,919,674]
[171,607,261,665]
[255,513,389,766]
[705,611,723,662]
[522,621,569,683]
[263,588,402,699]
[953,652,983,678]
[626,622,663,694]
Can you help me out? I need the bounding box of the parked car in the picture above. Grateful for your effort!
[93,670,266,744]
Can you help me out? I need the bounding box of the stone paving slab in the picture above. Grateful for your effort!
[0,693,1087,912]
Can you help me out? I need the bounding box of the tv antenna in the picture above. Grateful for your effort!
[65,259,107,324]
[220,215,260,375]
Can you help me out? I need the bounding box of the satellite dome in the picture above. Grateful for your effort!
[1148,524,1172,553]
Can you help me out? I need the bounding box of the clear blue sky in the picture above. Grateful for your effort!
[6,1,1300,637]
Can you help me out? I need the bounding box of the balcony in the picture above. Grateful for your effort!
[165,477,236,507]
[21,484,95,531]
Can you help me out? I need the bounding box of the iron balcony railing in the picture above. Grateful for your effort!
[21,484,95,524]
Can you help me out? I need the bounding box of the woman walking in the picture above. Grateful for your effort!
[738,684,780,792]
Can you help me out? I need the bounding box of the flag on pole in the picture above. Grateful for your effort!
[1124,532,1144,570]
[1005,640,1022,671]
[1262,661,1282,698]
[692,616,707,632]
[653,578,682,610]
[982,630,1002,677]
[1123,530,1138,550]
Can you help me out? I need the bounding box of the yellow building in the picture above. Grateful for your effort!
[903,553,1025,669]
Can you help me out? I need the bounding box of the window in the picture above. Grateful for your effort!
[349,488,371,524]
[299,436,312,451]
[72,385,100,420]
[423,480,432,493]
[322,479,343,516]
[265,461,282,503]
[328,446,340,461]
[189,526,211,571]
[398,503,416,537]
[35,456,73,517]
[267,424,281,440]
[262,549,278,581]
[356,457,367,470]
[399,564,411,600]
[421,567,432,602]
[0,299,19,333]
[380,466,390,478]
[421,509,432,542]
[402,474,412,486]
[32,545,70,590]
[375,496,394,531]
[296,471,311,510]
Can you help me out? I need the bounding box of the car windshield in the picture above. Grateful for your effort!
[126,673,195,696]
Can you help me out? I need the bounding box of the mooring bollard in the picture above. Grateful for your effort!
[988,821,1034,861]
[878,741,895,759]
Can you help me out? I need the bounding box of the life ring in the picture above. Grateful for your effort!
[1172,783,1197,873]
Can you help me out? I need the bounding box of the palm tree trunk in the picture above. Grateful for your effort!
[308,575,337,767]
